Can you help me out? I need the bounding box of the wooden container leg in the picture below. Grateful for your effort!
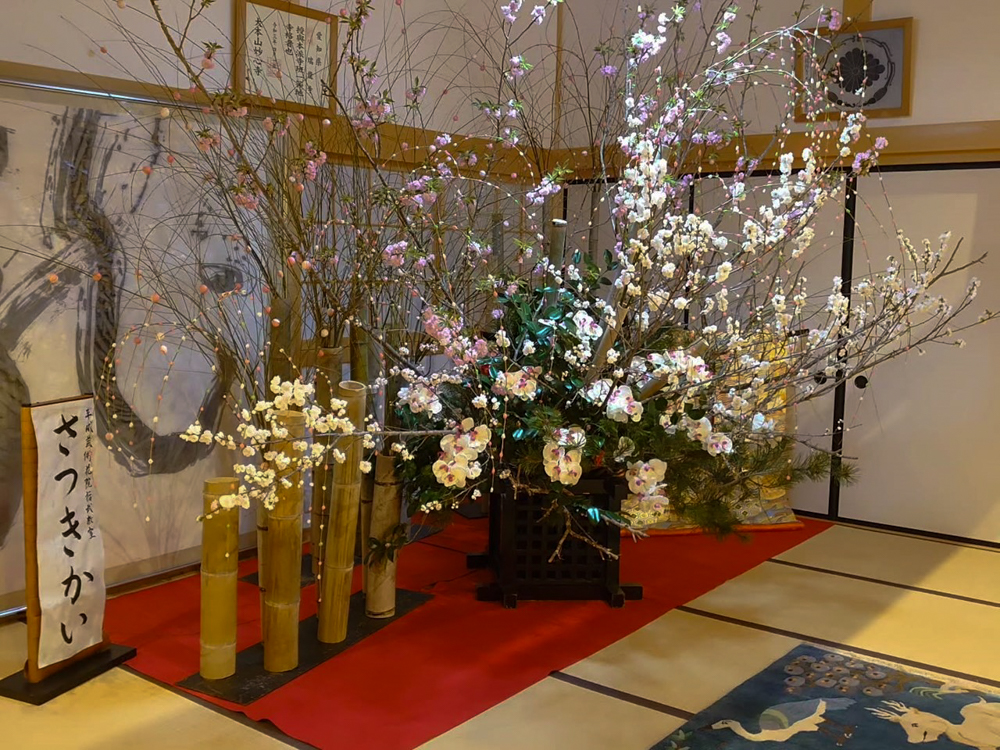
[262,411,306,673]
[311,346,345,578]
[317,381,366,644]
[200,478,239,680]
[366,454,401,619]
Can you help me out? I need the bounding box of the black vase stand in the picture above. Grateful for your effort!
[467,479,643,608]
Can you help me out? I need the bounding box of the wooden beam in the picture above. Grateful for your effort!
[843,0,873,24]
[0,59,207,107]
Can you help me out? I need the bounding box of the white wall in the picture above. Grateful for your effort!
[871,0,1000,127]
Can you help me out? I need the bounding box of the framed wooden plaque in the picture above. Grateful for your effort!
[233,0,337,115]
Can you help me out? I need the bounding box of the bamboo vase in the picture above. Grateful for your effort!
[200,477,239,679]
[311,346,345,578]
[365,454,402,618]
[359,469,374,594]
[316,380,366,643]
[260,296,295,638]
[262,411,306,673]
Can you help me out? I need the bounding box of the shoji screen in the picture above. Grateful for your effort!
[839,168,1000,542]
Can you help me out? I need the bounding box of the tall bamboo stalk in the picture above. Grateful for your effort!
[359,469,374,595]
[200,477,239,680]
[316,380,366,643]
[546,218,568,306]
[260,296,296,640]
[365,454,402,618]
[311,346,345,578]
[262,410,306,673]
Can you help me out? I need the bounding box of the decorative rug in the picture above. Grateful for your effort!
[653,643,1000,749]
[105,516,829,750]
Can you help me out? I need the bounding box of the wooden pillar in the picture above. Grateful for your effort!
[365,454,402,618]
[200,477,239,680]
[316,380,366,643]
[262,411,306,673]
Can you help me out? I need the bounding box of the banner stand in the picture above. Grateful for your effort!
[0,398,135,706]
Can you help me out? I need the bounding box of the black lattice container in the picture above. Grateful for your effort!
[468,478,643,608]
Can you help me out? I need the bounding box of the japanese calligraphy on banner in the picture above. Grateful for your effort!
[31,397,105,669]
[238,0,334,111]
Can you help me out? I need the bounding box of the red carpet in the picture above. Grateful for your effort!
[105,516,829,750]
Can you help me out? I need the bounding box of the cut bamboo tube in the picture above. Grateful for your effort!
[200,477,239,680]
[359,469,374,595]
[546,219,568,306]
[311,345,345,578]
[316,380,366,643]
[366,454,402,618]
[262,411,306,673]
[260,295,295,638]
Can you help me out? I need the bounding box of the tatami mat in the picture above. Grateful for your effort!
[1,667,294,750]
[0,623,292,750]
[5,521,1000,750]
[685,559,1000,682]
[776,524,1000,603]
[562,609,800,712]
[418,676,684,750]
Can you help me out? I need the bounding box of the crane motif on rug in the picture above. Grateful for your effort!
[711,697,855,742]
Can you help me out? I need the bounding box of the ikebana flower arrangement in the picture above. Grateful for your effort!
[383,2,995,554]
[90,0,993,570]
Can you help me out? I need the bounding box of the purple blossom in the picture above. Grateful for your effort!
[531,5,545,24]
[715,31,732,55]
[500,0,521,23]
[526,176,562,205]
[383,240,408,267]
[875,136,889,150]
[829,9,842,30]
[600,65,618,77]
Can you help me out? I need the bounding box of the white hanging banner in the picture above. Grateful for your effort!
[31,397,106,669]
